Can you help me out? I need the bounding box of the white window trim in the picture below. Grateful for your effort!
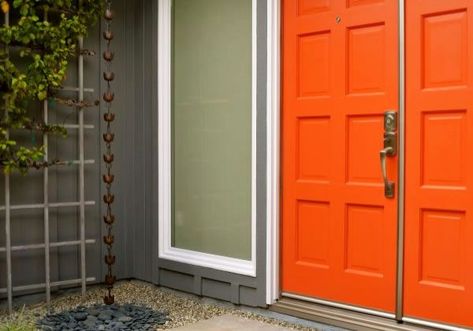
[266,0,281,304]
[158,0,257,277]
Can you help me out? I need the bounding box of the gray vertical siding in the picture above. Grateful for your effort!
[108,0,159,283]
[1,0,269,308]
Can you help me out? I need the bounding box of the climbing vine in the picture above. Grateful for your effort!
[0,0,102,173]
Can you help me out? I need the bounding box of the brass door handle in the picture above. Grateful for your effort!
[380,147,395,198]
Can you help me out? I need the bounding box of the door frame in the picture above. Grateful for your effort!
[270,0,406,311]
[266,0,282,305]
[273,2,473,330]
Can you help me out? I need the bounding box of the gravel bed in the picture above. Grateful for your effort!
[0,280,317,330]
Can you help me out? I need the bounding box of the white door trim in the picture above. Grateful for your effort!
[266,0,281,305]
[157,0,257,277]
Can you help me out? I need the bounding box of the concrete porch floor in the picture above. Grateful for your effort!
[171,313,351,331]
[196,296,347,331]
[172,314,306,331]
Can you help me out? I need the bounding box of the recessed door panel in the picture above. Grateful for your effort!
[282,0,398,312]
[346,115,384,184]
[297,0,331,16]
[404,0,473,327]
[297,32,331,97]
[347,23,387,95]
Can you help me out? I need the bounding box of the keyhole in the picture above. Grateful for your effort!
[336,16,342,24]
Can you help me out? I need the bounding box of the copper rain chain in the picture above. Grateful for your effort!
[102,0,117,305]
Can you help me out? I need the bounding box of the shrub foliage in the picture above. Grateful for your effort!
[0,0,102,173]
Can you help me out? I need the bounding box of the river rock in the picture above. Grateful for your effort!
[37,303,169,330]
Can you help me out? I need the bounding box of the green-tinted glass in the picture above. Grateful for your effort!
[171,0,253,260]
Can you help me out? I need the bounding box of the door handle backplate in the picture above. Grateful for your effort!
[380,111,397,198]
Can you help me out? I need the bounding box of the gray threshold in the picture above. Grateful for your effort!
[271,297,443,331]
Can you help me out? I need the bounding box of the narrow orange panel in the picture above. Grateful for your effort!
[297,117,331,182]
[298,32,331,98]
[421,111,466,188]
[423,10,468,89]
[347,23,386,95]
[346,115,383,184]
[297,0,330,16]
[405,0,473,327]
[345,204,384,277]
[297,201,330,268]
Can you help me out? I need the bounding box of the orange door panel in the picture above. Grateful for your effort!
[282,0,399,312]
[404,0,473,327]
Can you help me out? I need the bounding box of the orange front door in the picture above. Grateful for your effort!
[281,0,399,312]
[404,0,473,328]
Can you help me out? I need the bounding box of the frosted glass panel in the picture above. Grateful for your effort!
[171,0,252,260]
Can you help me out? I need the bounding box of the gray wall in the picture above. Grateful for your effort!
[1,0,269,308]
[115,0,269,307]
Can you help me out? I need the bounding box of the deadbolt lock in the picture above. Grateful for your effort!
[383,110,397,156]
[384,111,397,132]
